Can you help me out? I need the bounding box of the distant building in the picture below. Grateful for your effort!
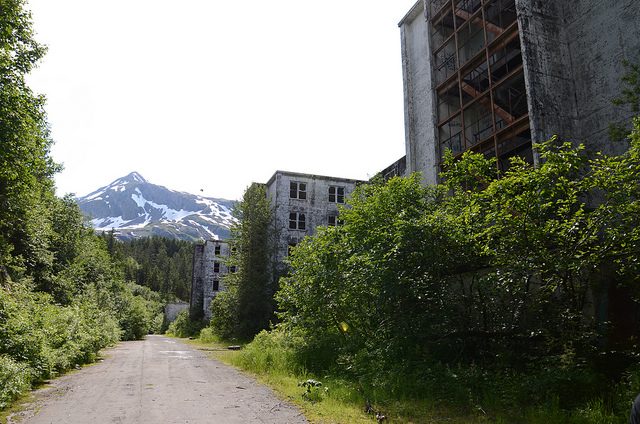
[399,0,640,185]
[374,156,407,182]
[190,171,363,321]
[264,170,363,271]
[189,239,234,320]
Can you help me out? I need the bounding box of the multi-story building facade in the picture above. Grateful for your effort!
[400,0,640,185]
[190,171,362,321]
[189,239,234,320]
[265,170,362,271]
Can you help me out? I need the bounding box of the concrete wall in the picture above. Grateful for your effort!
[189,243,205,320]
[517,0,640,156]
[165,302,189,324]
[402,0,640,181]
[400,0,440,186]
[266,171,361,268]
[189,240,231,320]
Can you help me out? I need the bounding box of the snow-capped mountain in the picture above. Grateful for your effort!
[77,172,236,241]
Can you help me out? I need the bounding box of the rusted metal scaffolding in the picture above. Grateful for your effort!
[430,0,532,171]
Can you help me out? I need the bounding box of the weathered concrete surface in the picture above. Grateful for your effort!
[517,0,640,156]
[190,240,231,320]
[400,0,440,185]
[265,171,361,268]
[164,302,189,324]
[11,335,307,424]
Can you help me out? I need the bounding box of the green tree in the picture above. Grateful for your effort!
[210,183,275,339]
[0,0,58,281]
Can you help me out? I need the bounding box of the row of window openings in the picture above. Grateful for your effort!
[213,245,236,256]
[289,213,344,230]
[212,262,236,273]
[289,182,345,203]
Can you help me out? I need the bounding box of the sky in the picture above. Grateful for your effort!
[26,1,419,200]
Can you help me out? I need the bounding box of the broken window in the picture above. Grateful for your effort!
[214,245,221,255]
[289,181,307,200]
[430,0,531,169]
[328,186,345,203]
[212,279,219,291]
[289,212,306,230]
[328,215,344,227]
[213,261,220,273]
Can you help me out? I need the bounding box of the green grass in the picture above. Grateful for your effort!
[184,331,487,423]
[181,328,635,424]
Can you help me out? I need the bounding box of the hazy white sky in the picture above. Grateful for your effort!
[26,1,418,200]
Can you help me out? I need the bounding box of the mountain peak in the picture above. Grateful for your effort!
[77,173,237,242]
[122,171,147,184]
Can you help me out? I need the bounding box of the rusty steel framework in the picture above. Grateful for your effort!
[430,0,532,170]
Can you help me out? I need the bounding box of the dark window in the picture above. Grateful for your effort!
[328,215,344,226]
[288,240,298,256]
[328,186,345,203]
[212,279,219,291]
[229,266,237,273]
[289,212,306,230]
[213,261,220,273]
[214,245,221,255]
[289,181,307,200]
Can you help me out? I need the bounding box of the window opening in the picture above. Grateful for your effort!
[289,181,307,200]
[289,212,306,230]
[328,186,345,203]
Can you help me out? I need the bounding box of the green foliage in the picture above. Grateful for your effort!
[269,119,640,420]
[113,236,194,301]
[609,61,640,141]
[0,0,166,411]
[209,287,239,340]
[0,355,31,410]
[166,310,204,338]
[0,281,121,407]
[209,183,276,340]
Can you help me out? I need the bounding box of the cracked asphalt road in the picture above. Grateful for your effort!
[11,335,307,424]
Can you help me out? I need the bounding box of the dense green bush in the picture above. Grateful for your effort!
[266,119,640,420]
[0,355,32,410]
[0,281,121,406]
[166,310,204,338]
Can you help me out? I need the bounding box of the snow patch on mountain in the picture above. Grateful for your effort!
[77,172,236,241]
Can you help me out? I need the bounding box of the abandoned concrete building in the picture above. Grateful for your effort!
[190,171,362,320]
[399,0,640,185]
[189,239,234,320]
[265,170,363,271]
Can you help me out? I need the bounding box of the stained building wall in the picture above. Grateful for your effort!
[401,0,640,185]
[265,171,362,270]
[517,0,640,155]
[189,240,230,320]
[400,1,439,185]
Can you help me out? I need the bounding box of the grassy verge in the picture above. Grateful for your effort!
[183,331,485,423]
[180,328,634,424]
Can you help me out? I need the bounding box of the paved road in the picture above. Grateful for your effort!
[11,335,307,424]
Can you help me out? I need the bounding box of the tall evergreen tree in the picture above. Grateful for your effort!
[0,0,58,281]
[211,183,275,339]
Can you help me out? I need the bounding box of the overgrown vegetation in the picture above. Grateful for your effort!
[0,0,162,410]
[231,118,640,422]
[209,183,277,340]
[105,234,194,302]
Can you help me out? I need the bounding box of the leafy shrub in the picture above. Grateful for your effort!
[0,355,32,410]
[166,310,203,338]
